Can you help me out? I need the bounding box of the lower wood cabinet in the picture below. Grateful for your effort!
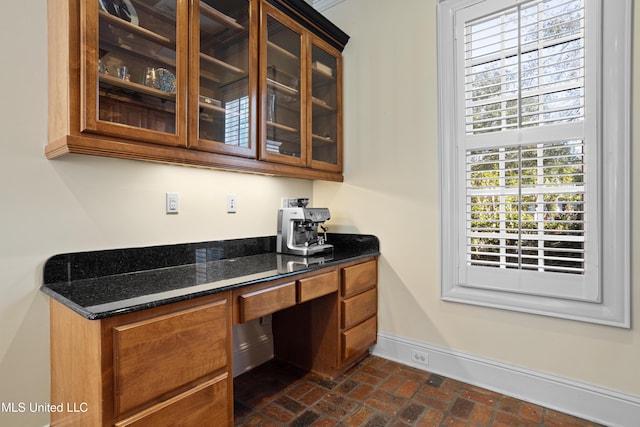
[340,259,378,365]
[341,315,378,362]
[114,376,228,427]
[273,257,378,377]
[49,257,377,426]
[112,301,229,416]
[50,292,233,427]
[341,287,377,330]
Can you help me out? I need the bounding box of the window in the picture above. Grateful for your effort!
[437,0,631,327]
[224,95,250,147]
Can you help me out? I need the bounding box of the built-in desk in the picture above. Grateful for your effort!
[41,234,379,426]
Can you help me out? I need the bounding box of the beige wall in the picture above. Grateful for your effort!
[315,0,640,397]
[0,2,312,425]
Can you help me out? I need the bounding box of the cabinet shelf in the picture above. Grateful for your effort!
[267,120,298,133]
[198,101,243,119]
[199,52,246,77]
[267,41,298,62]
[312,97,334,111]
[312,134,336,144]
[267,78,298,96]
[99,11,175,50]
[200,1,245,31]
[199,101,225,114]
[99,73,176,101]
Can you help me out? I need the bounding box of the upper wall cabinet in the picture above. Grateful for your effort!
[85,0,188,147]
[189,0,259,158]
[260,2,343,172]
[46,0,349,181]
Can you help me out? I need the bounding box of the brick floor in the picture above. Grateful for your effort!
[233,355,605,427]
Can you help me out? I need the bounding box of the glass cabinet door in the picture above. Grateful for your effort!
[260,4,307,166]
[189,0,257,157]
[83,0,188,146]
[309,38,342,171]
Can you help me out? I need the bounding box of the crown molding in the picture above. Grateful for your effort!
[312,0,347,12]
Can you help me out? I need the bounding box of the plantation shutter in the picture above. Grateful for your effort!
[464,0,585,134]
[455,0,600,301]
[224,95,250,147]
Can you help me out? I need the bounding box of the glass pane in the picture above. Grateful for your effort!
[311,44,338,165]
[97,0,178,133]
[198,0,250,146]
[466,141,585,274]
[265,16,302,158]
[464,0,585,134]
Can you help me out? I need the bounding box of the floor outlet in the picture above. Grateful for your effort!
[411,349,429,366]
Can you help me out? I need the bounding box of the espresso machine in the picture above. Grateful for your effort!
[276,199,333,256]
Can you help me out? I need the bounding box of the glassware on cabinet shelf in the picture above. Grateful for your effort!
[96,0,180,135]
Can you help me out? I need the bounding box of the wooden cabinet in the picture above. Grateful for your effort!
[309,35,343,171]
[259,2,342,171]
[339,259,378,365]
[83,0,188,147]
[114,377,228,427]
[50,292,233,427]
[49,257,375,425]
[46,0,348,181]
[188,0,259,158]
[272,258,377,377]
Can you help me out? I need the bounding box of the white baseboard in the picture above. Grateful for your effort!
[372,332,640,427]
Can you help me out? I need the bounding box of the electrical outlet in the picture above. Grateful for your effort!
[411,349,429,366]
[227,194,237,213]
[166,192,179,214]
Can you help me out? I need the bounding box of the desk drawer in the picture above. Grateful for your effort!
[341,315,377,362]
[341,260,377,298]
[341,288,377,330]
[239,282,296,322]
[298,270,338,303]
[113,299,228,416]
[115,375,229,427]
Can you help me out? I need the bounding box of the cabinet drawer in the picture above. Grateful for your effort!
[341,315,377,362]
[240,282,296,322]
[298,270,338,303]
[113,299,229,416]
[115,375,230,427]
[341,288,377,330]
[341,260,377,298]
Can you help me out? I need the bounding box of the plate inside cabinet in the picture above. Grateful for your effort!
[156,68,177,94]
[99,0,139,26]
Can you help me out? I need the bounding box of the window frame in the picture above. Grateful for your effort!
[437,0,631,327]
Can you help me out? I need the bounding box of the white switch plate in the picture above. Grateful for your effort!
[227,194,237,213]
[166,192,179,214]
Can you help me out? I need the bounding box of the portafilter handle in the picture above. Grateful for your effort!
[319,225,328,245]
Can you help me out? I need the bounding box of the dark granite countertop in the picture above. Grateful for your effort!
[41,234,379,320]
